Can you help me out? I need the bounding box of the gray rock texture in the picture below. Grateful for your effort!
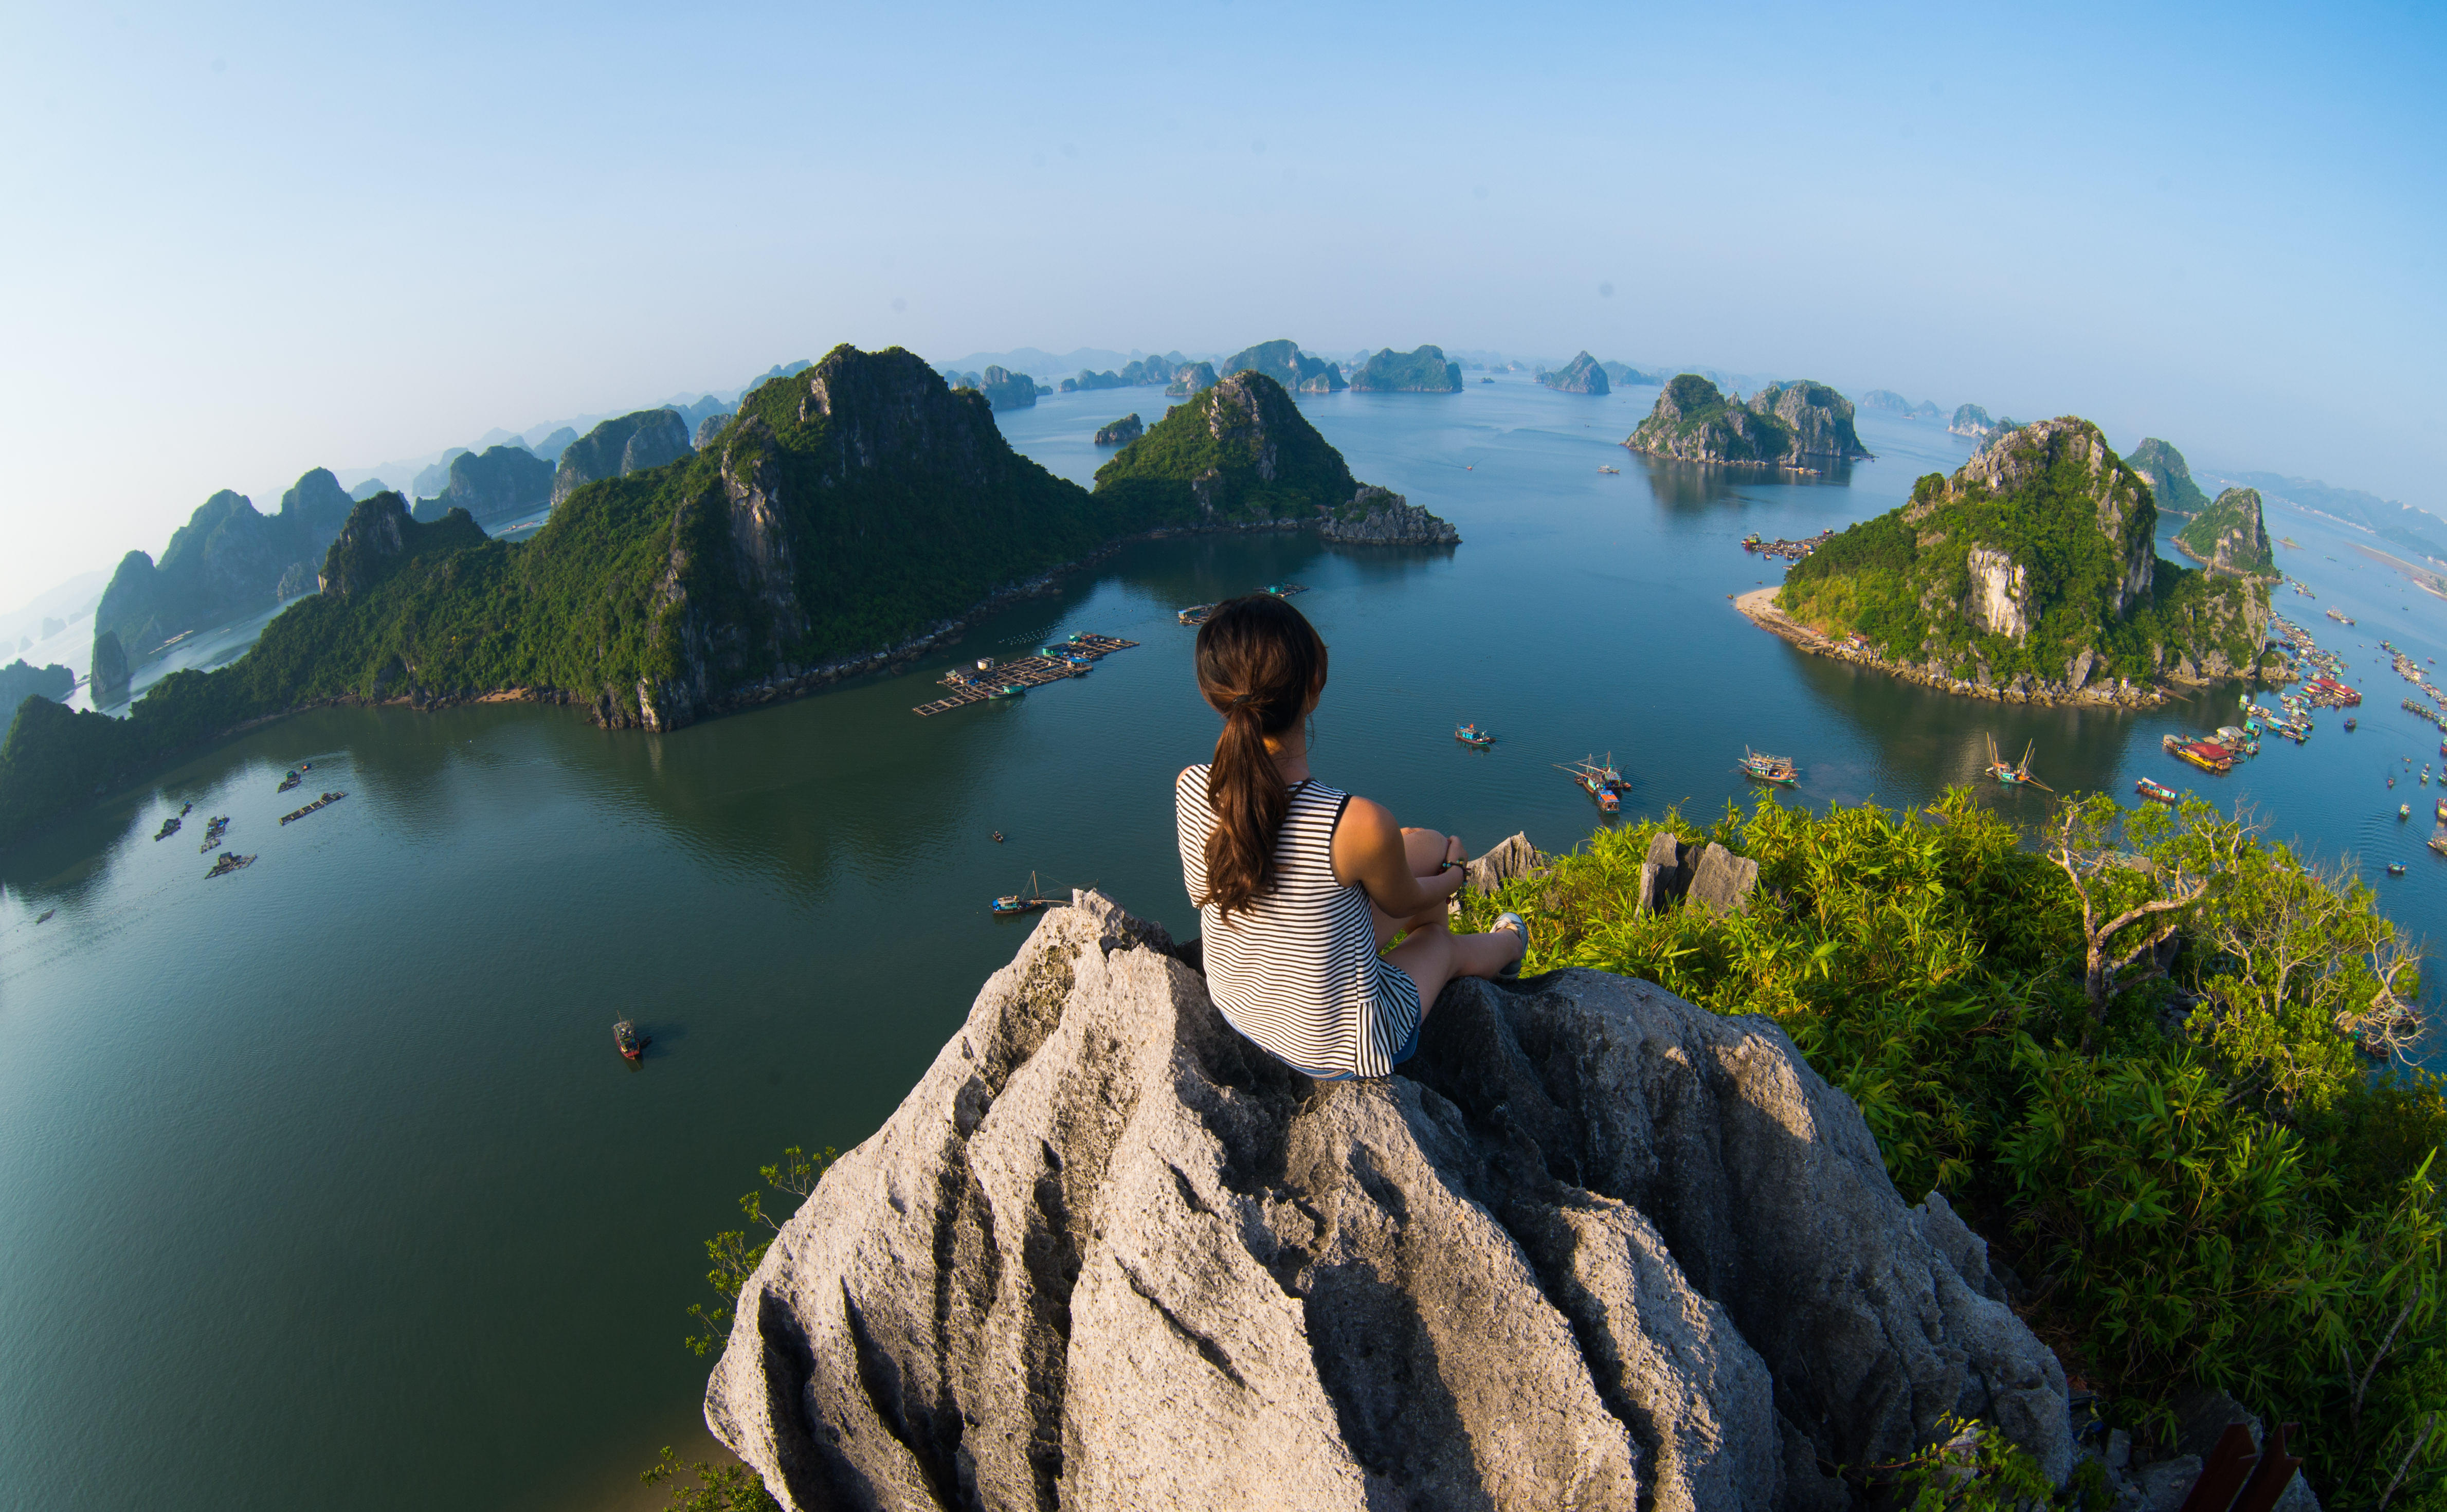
[1463,830,1544,895]
[980,366,1040,412]
[707,891,2071,1511]
[1686,842,1761,916]
[1316,485,1461,545]
[696,411,735,450]
[1626,375,1868,466]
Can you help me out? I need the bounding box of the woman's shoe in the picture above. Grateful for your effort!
[1493,913,1528,978]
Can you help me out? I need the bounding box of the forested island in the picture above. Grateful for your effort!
[1350,344,1463,392]
[1538,351,1609,394]
[1626,375,1870,465]
[2174,486,2276,577]
[0,349,1454,848]
[1221,338,1346,393]
[1757,418,2274,701]
[2126,436,2211,516]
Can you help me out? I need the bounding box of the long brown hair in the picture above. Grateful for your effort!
[1194,594,1328,920]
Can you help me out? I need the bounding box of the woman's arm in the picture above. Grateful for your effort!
[1331,796,1462,917]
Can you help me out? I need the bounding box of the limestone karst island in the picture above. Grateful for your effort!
[5,9,2441,1512]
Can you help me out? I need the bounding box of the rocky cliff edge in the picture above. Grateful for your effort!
[706,892,2069,1511]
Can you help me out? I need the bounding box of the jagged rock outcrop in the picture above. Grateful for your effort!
[1749,382,1869,459]
[88,630,129,707]
[551,409,693,505]
[413,445,553,525]
[1627,376,1869,465]
[1774,418,2271,702]
[316,492,486,598]
[1097,371,1357,522]
[1093,413,1143,447]
[2125,438,2210,516]
[1165,361,1219,398]
[1316,485,1460,545]
[695,412,734,450]
[1222,339,1346,394]
[1351,344,1463,392]
[2174,487,2274,578]
[1949,405,2002,439]
[706,892,2072,1512]
[1540,351,1610,394]
[92,468,359,660]
[980,367,1040,412]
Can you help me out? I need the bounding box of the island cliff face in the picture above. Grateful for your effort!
[550,409,693,506]
[2174,486,2275,577]
[2127,438,2212,517]
[1092,413,1142,447]
[1539,351,1610,394]
[412,445,552,525]
[706,892,2070,1512]
[1627,376,1870,465]
[1772,418,2270,699]
[1351,345,1463,392]
[979,366,1039,412]
[1221,339,1346,393]
[92,468,357,666]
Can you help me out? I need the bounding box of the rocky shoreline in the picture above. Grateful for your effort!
[1731,588,2286,707]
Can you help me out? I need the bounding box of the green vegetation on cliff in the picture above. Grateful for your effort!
[1350,344,1462,392]
[1458,790,2442,1508]
[0,346,1199,848]
[0,660,73,715]
[1093,370,1363,522]
[1778,420,2269,690]
[2127,437,2212,516]
[2176,486,2276,577]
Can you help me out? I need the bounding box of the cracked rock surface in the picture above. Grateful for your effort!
[706,893,2069,1510]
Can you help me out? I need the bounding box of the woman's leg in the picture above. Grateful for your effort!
[1386,916,1522,1021]
[1372,826,1525,1013]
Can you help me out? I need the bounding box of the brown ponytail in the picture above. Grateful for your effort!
[1194,594,1329,920]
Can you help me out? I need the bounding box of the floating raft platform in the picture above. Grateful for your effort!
[279,791,348,825]
[912,634,1139,716]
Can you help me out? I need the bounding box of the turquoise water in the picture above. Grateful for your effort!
[2,377,2438,1510]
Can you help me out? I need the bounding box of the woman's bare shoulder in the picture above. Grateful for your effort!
[1336,794,1398,840]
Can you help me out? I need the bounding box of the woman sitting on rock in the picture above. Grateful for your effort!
[1175,594,1525,1080]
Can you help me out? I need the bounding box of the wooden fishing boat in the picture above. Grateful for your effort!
[2389,863,2408,877]
[1739,747,1800,785]
[614,1019,649,1061]
[2401,804,2413,820]
[2135,777,2178,804]
[1556,759,1621,813]
[34,908,52,924]
[1454,722,1495,749]
[1985,735,2055,791]
[1597,465,1621,475]
[153,814,183,841]
[991,872,1064,916]
[204,852,255,879]
[985,684,1026,701]
[2346,718,2357,731]
[277,769,303,794]
[2431,825,2447,858]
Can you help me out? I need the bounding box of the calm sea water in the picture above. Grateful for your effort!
[3,379,2439,1511]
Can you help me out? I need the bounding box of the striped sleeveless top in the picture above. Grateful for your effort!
[1175,764,1423,1080]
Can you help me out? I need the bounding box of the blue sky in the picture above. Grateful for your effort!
[1,0,2439,612]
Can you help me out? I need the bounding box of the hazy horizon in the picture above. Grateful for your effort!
[3,0,2439,616]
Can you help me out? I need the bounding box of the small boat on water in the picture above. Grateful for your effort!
[2401,804,2412,819]
[991,871,1065,916]
[985,684,1026,700]
[1986,736,2054,791]
[277,769,303,794]
[153,814,183,841]
[204,852,255,879]
[2431,824,2447,858]
[2346,718,2358,730]
[614,1019,649,1061]
[1556,758,1622,813]
[2389,863,2409,877]
[1454,722,1495,749]
[1598,465,1620,475]
[2135,777,2179,804]
[199,816,230,853]
[1739,747,1801,786]
[35,908,54,924]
